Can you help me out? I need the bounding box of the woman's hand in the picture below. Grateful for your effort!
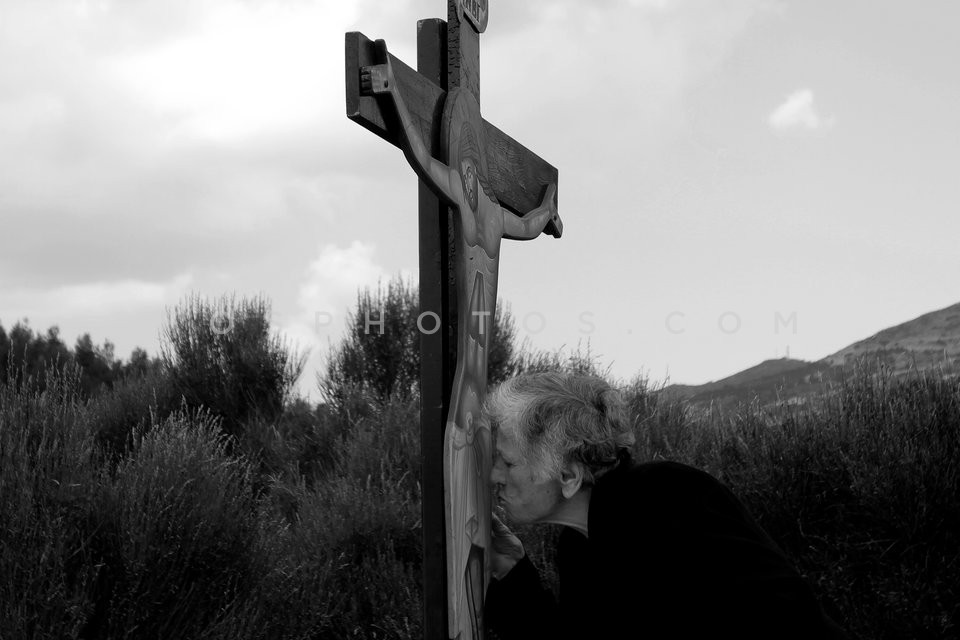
[490,513,525,580]
[360,39,397,96]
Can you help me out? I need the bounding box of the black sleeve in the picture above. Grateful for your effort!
[597,462,850,639]
[485,555,562,640]
[689,481,851,639]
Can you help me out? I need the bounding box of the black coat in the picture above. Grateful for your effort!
[486,460,848,639]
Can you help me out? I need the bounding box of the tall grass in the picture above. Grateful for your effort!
[1,357,957,638]
[0,366,100,638]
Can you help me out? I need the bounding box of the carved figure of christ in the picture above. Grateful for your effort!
[361,39,561,640]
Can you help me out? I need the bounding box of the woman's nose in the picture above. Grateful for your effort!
[490,460,504,484]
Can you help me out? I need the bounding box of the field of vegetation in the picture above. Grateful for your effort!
[1,285,957,639]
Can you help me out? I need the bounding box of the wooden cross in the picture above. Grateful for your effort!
[346,2,561,638]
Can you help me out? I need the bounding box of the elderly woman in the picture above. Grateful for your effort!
[485,372,847,639]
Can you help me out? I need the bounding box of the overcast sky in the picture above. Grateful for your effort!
[2,0,958,398]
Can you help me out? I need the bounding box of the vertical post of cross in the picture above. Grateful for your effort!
[419,4,483,636]
[446,0,480,100]
[416,17,452,640]
[418,4,482,635]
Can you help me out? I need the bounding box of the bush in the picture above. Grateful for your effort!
[160,293,306,436]
[319,275,518,409]
[197,392,425,640]
[82,410,264,639]
[260,471,421,639]
[0,365,271,639]
[86,367,181,463]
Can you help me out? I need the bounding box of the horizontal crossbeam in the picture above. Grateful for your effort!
[345,29,558,216]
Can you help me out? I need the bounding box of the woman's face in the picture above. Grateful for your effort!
[490,428,562,524]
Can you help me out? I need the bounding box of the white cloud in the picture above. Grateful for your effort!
[767,88,834,131]
[482,0,770,169]
[112,2,358,142]
[626,0,675,9]
[282,241,388,399]
[297,241,385,317]
[0,0,361,238]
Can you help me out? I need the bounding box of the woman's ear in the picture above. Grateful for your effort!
[558,461,585,499]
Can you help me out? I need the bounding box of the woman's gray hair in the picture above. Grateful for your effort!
[484,371,635,484]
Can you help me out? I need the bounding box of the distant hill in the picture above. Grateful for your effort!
[661,302,960,409]
[662,358,812,400]
[822,302,960,372]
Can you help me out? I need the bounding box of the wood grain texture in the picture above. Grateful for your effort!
[484,121,559,217]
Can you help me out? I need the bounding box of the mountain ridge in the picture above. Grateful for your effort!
[661,301,960,408]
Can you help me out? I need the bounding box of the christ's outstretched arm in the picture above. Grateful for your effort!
[360,40,461,206]
[502,183,563,240]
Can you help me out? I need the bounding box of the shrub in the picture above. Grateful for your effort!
[319,275,518,409]
[160,293,306,437]
[198,392,425,640]
[85,367,181,463]
[273,471,421,639]
[83,410,263,639]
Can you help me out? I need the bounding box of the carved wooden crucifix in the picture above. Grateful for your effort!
[346,2,561,638]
